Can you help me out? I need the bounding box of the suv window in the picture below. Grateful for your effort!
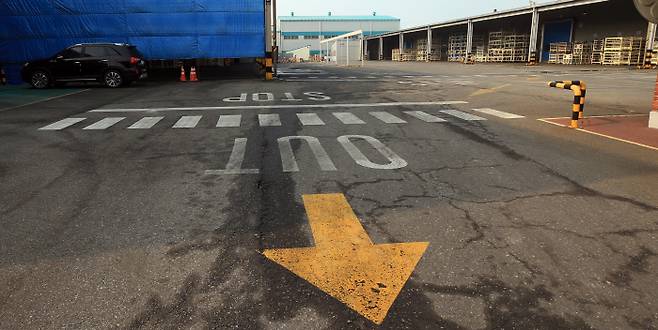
[59,46,83,59]
[84,46,110,57]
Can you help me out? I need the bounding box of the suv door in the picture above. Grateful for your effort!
[80,46,113,79]
[51,46,84,79]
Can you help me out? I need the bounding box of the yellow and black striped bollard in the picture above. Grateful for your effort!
[548,80,587,129]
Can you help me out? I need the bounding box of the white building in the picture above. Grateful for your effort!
[278,13,400,57]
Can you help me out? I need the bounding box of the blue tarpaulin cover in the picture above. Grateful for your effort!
[0,0,265,84]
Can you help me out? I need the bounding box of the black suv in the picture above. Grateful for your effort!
[21,43,147,89]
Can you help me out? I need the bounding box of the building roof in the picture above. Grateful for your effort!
[365,0,609,39]
[279,15,399,22]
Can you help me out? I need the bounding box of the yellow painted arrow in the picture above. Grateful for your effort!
[263,193,429,325]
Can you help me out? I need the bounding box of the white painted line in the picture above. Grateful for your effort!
[370,111,407,124]
[333,112,366,125]
[173,116,202,129]
[128,116,164,129]
[278,136,337,172]
[1,89,91,113]
[217,115,242,128]
[338,135,408,170]
[297,113,325,126]
[83,117,126,130]
[39,118,86,131]
[473,108,525,119]
[403,111,447,123]
[89,101,468,113]
[537,119,658,151]
[205,138,260,175]
[440,110,487,121]
[259,114,282,127]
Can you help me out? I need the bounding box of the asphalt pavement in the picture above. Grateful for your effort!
[0,62,657,329]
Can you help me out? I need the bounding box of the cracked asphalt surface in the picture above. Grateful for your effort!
[1,62,657,329]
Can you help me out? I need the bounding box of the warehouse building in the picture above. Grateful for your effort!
[0,0,272,84]
[278,14,400,57]
[365,0,652,67]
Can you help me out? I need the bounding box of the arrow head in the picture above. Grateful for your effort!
[263,242,429,325]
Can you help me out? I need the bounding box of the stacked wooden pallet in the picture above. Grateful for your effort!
[392,48,401,61]
[488,32,529,62]
[416,39,428,61]
[401,53,414,61]
[572,42,593,65]
[448,35,467,62]
[591,39,603,64]
[602,37,645,65]
[548,42,571,64]
[474,46,487,62]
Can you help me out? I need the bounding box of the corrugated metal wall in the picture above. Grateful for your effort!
[0,0,265,83]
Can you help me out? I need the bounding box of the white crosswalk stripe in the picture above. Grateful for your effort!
[83,117,126,130]
[297,113,326,126]
[333,112,366,125]
[39,118,86,130]
[370,111,407,124]
[173,116,202,128]
[259,114,282,127]
[128,117,164,129]
[440,110,487,121]
[217,115,242,127]
[472,108,525,119]
[403,111,447,123]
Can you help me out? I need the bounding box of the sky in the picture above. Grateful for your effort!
[277,0,552,28]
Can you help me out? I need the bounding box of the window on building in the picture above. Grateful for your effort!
[283,35,297,40]
[304,35,319,40]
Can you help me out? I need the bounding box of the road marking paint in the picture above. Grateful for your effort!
[128,117,164,129]
[338,135,408,170]
[347,76,357,79]
[397,81,413,84]
[282,93,303,102]
[333,112,366,125]
[469,84,511,97]
[83,117,126,130]
[205,138,260,175]
[297,113,326,126]
[403,111,447,123]
[278,136,337,172]
[0,89,91,113]
[259,114,282,127]
[39,118,86,130]
[440,110,487,121]
[537,118,658,151]
[89,101,468,113]
[217,115,242,128]
[173,116,202,129]
[369,111,407,124]
[472,108,525,119]
[263,193,428,324]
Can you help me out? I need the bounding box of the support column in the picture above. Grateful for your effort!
[364,39,368,61]
[427,27,433,62]
[379,37,384,60]
[465,20,473,63]
[645,22,657,68]
[528,8,540,64]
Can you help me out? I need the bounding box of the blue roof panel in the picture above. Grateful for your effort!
[280,15,399,22]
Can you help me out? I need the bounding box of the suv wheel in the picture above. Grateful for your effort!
[104,70,123,88]
[30,70,50,89]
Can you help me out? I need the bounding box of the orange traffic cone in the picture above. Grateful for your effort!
[179,66,187,82]
[189,66,199,82]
